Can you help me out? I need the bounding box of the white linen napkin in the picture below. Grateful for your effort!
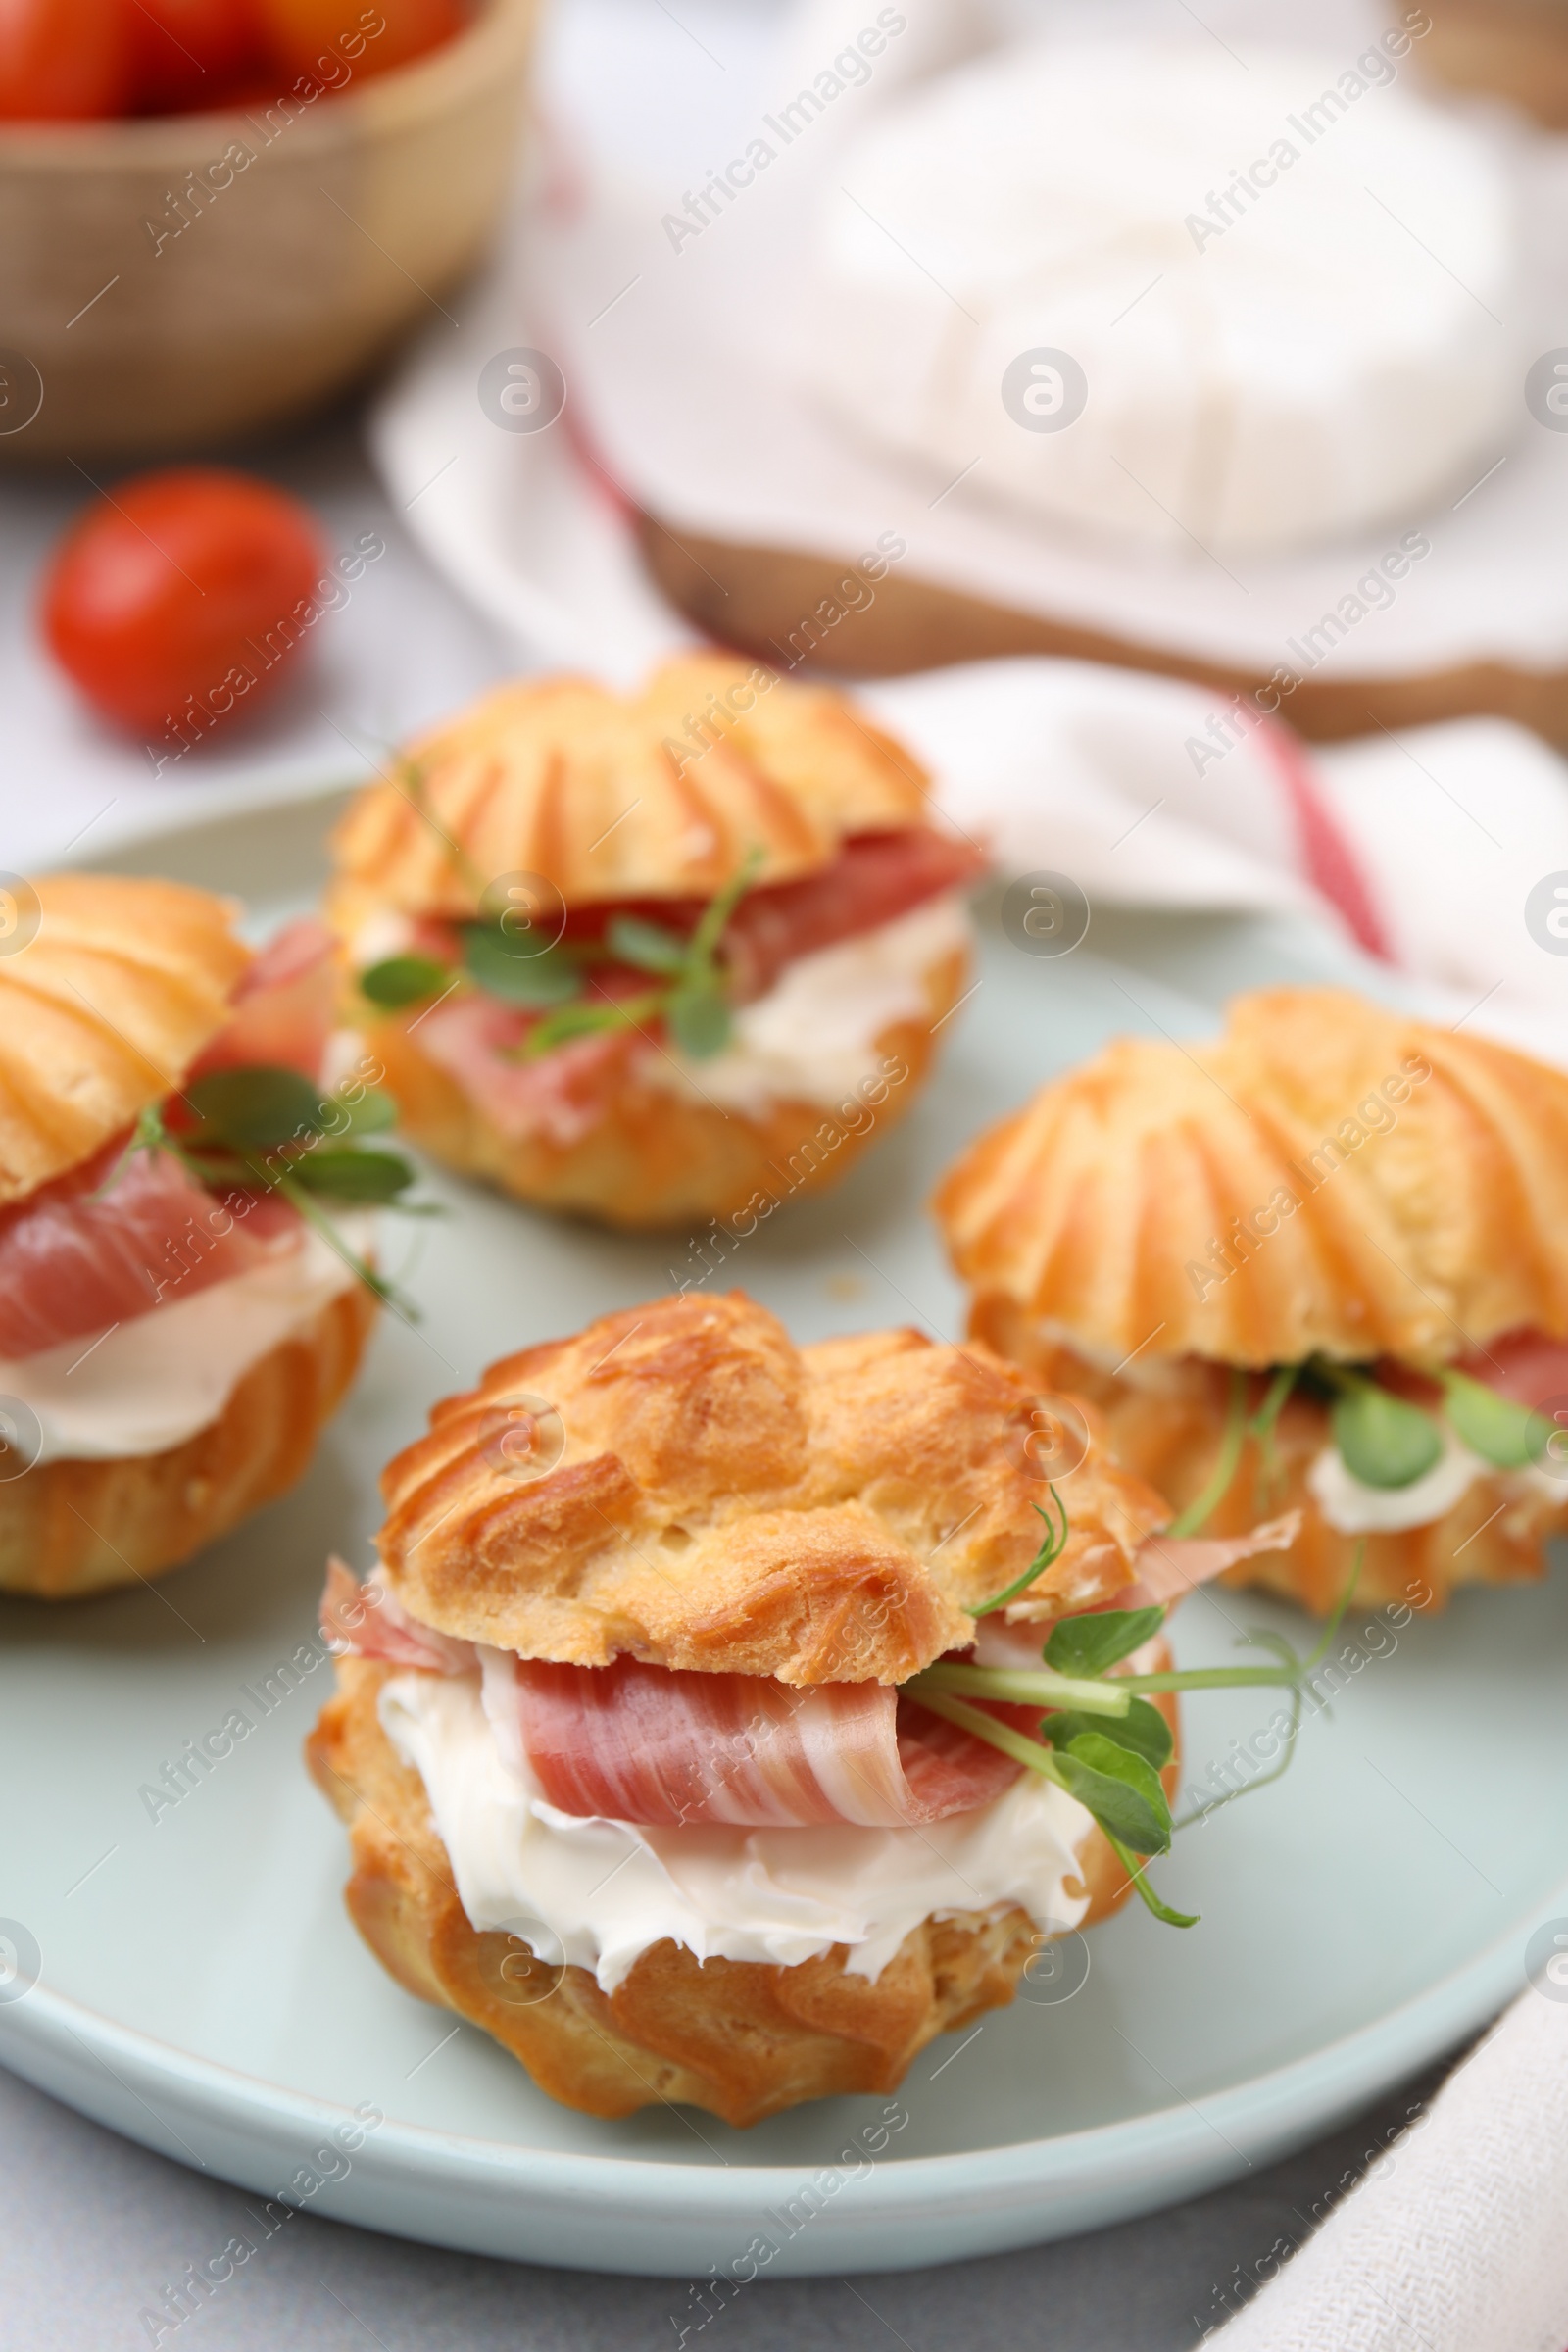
[1207,1983,1568,2352]
[858,658,1568,1058]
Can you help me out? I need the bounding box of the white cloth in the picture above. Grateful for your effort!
[1211,1986,1568,2352]
[859,660,1568,1057]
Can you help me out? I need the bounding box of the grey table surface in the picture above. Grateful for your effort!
[0,2047,1459,2351]
[0,246,1477,2350]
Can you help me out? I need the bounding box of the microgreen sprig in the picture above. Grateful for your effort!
[525,846,766,1062]
[1159,1349,1550,1533]
[358,850,769,1064]
[970,1484,1069,1616]
[906,1493,1366,1928]
[109,1066,431,1317]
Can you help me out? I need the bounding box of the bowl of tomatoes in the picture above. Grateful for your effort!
[0,0,536,459]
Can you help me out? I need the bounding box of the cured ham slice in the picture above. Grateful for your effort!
[1126,1515,1302,1607]
[324,1558,1024,1828]
[493,1654,1021,1829]
[320,1557,477,1674]
[0,1144,300,1361]
[712,829,984,1002]
[415,997,633,1146]
[190,916,337,1085]
[1452,1329,1568,1411]
[553,829,981,1002]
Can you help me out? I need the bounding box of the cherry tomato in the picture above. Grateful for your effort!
[41,467,327,742]
[0,0,129,120]
[257,0,467,84]
[129,0,265,116]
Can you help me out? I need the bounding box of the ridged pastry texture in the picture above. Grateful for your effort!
[0,1285,375,1599]
[0,874,251,1206]
[357,942,964,1227]
[309,1655,1177,2125]
[324,655,930,928]
[372,1291,1171,1683]
[936,988,1568,1370]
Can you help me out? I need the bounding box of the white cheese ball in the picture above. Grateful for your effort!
[807,43,1520,555]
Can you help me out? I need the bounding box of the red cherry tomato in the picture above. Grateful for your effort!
[0,0,129,120]
[41,467,327,743]
[129,0,265,116]
[257,0,467,84]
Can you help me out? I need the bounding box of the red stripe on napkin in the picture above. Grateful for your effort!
[1261,720,1395,963]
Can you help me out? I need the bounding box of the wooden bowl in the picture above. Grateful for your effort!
[1421,0,1568,128]
[0,0,536,461]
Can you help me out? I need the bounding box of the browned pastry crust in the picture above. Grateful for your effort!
[976,1298,1568,1615]
[324,655,932,933]
[935,987,1568,1371]
[356,943,964,1228]
[0,873,251,1205]
[372,1290,1172,1682]
[308,1655,1178,2126]
[635,514,1568,750]
[0,1284,376,1599]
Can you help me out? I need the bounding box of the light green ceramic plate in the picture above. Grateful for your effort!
[0,788,1562,2277]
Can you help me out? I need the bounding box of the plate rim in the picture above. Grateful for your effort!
[0,1884,1550,2279]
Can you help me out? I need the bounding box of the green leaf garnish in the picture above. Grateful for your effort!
[1042,1695,1173,1770]
[333,1087,399,1137]
[290,1148,416,1203]
[915,1659,1132,1718]
[111,1075,432,1320]
[909,1543,1369,1932]
[360,955,452,1009]
[1439,1370,1545,1469]
[1104,1833,1200,1929]
[1046,1604,1165,1678]
[1166,1366,1250,1537]
[1249,1360,1298,1498]
[666,981,731,1060]
[462,925,582,1007]
[500,846,766,1065]
[524,990,665,1058]
[971,1485,1069,1616]
[1327,1369,1442,1489]
[606,914,689,974]
[184,1065,328,1148]
[1055,1734,1172,1855]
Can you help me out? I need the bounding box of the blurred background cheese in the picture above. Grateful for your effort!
[804,41,1520,555]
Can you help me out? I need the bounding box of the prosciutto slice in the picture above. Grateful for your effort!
[713,829,984,1002]
[555,829,982,1001]
[0,1145,299,1361]
[496,1654,1021,1829]
[188,916,337,1085]
[1452,1329,1568,1411]
[415,997,633,1146]
[323,1555,1023,1829]
[1125,1515,1302,1607]
[320,1557,477,1674]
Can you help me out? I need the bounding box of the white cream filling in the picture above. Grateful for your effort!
[644,893,972,1116]
[348,910,417,970]
[379,1668,1094,1994]
[1307,1425,1487,1535]
[2,1213,375,1465]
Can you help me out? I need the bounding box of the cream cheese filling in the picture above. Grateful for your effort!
[3,1213,375,1465]
[1306,1426,1487,1536]
[641,892,971,1116]
[378,1667,1094,1994]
